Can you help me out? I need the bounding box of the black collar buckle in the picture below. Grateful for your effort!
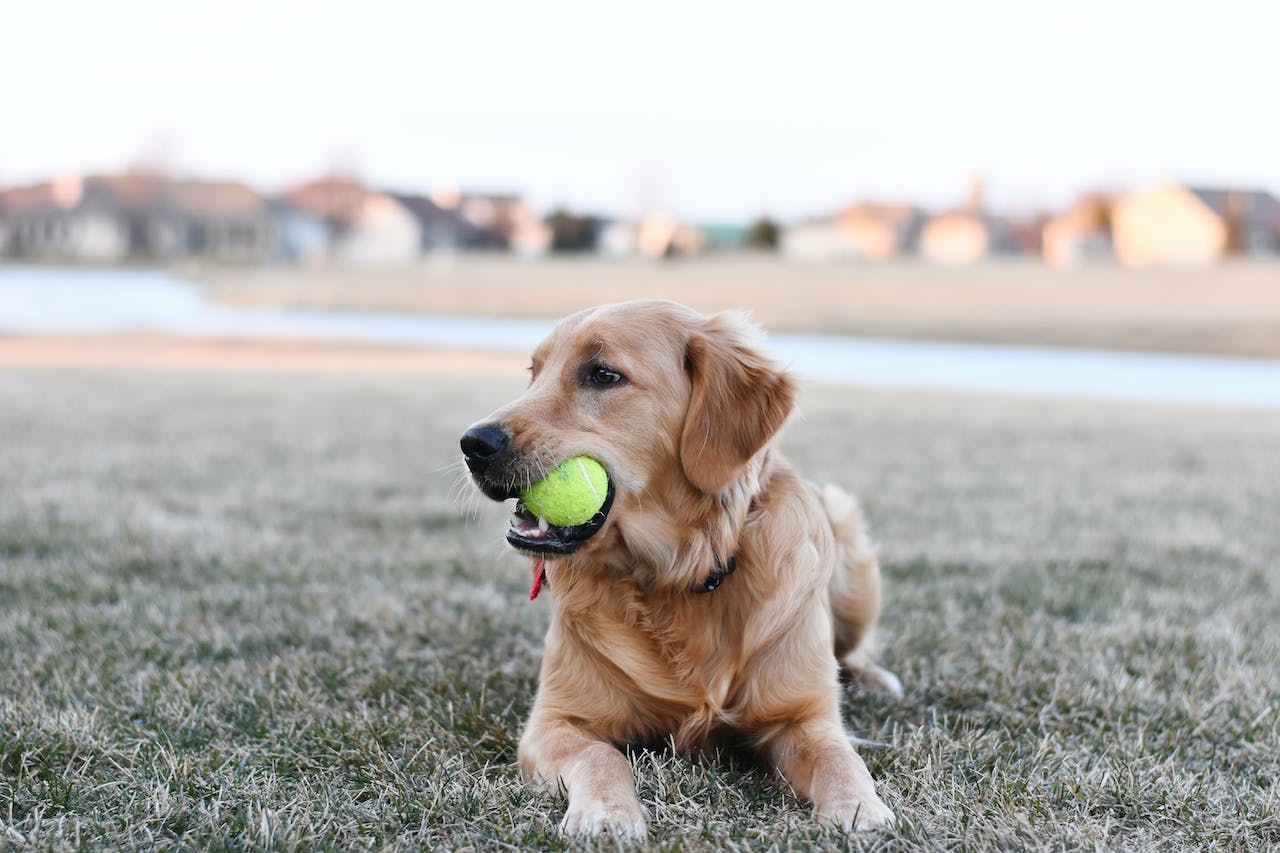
[696,554,737,593]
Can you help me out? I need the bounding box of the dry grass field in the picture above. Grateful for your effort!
[199,256,1280,358]
[2,360,1279,850]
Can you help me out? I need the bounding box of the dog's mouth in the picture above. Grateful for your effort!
[505,483,615,556]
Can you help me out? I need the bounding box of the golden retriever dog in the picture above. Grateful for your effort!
[460,299,900,837]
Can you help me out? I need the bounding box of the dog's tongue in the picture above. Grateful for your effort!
[529,558,547,600]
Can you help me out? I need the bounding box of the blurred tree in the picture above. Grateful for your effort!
[548,209,597,252]
[1078,192,1112,233]
[746,217,779,250]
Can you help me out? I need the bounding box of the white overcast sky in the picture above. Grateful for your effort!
[2,1,1277,221]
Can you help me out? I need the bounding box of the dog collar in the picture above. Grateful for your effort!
[696,554,737,593]
[529,554,738,600]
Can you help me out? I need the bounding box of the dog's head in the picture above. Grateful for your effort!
[461,300,795,563]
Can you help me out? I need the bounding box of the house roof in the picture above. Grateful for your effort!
[283,178,368,223]
[388,192,510,247]
[0,174,267,219]
[167,180,268,217]
[390,193,458,227]
[460,192,521,205]
[1050,193,1112,232]
[0,174,165,215]
[1187,187,1280,228]
[90,174,165,207]
[837,202,922,227]
[0,183,58,212]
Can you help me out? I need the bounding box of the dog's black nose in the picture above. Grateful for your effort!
[461,423,509,464]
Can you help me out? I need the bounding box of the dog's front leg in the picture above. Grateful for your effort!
[765,716,895,831]
[518,713,647,838]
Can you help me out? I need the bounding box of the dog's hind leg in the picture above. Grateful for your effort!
[821,484,903,698]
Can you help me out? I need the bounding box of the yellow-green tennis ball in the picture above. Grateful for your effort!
[521,456,609,527]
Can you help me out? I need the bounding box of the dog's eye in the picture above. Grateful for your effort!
[589,366,624,386]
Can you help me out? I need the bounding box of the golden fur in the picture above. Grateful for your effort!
[464,299,899,836]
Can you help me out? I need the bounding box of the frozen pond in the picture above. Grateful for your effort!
[3,265,1280,410]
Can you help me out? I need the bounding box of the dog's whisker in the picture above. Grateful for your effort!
[448,476,475,506]
[436,457,467,475]
[531,446,549,482]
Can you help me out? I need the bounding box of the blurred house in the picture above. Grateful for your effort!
[634,213,704,257]
[342,194,421,266]
[545,209,607,253]
[1041,193,1113,266]
[1111,183,1280,267]
[598,220,639,256]
[1201,188,1280,256]
[285,179,421,266]
[283,177,363,229]
[457,193,551,256]
[700,223,750,252]
[920,175,1020,266]
[0,176,130,262]
[838,203,923,260]
[920,211,983,265]
[781,217,859,261]
[269,199,329,265]
[282,182,551,260]
[589,215,709,258]
[157,180,278,263]
[1005,213,1049,257]
[668,224,706,256]
[0,174,276,264]
[396,192,551,253]
[919,210,1019,265]
[391,193,472,253]
[781,203,922,261]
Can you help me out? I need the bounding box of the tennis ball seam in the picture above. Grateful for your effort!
[521,455,609,527]
[577,457,603,504]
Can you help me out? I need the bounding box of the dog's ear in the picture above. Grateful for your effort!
[680,311,796,495]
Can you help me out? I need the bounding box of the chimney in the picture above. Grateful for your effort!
[966,173,985,213]
[1223,191,1245,256]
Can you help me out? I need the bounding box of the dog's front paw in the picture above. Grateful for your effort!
[817,793,896,831]
[560,796,648,838]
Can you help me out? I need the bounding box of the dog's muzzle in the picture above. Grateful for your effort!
[460,422,614,554]
[505,483,614,556]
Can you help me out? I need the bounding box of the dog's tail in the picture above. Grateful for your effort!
[821,484,903,697]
